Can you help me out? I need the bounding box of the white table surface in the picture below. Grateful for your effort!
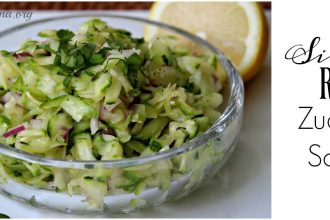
[0,10,271,218]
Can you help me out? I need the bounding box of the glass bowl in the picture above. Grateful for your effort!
[0,14,244,214]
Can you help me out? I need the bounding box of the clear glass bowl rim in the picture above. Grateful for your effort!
[0,13,244,169]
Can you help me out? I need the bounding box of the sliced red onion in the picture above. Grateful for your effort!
[90,117,99,135]
[14,52,32,59]
[99,103,111,121]
[3,125,25,138]
[104,100,121,112]
[2,92,12,103]
[62,130,69,142]
[8,78,16,84]
[2,92,21,103]
[12,92,21,100]
[99,100,122,121]
[14,52,32,63]
[124,109,130,119]
[41,40,50,44]
[30,119,43,129]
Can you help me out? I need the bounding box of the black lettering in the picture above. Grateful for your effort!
[285,37,330,65]
[15,11,22,18]
[309,144,322,167]
[320,67,330,99]
[299,106,313,129]
[300,37,321,64]
[324,153,330,166]
[25,12,32,21]
[319,50,330,63]
[285,44,306,64]
[314,116,325,129]
[285,37,321,64]
[0,11,12,18]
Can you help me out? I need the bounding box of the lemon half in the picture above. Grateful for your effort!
[145,2,269,82]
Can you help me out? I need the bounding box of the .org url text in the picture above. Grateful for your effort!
[0,11,33,21]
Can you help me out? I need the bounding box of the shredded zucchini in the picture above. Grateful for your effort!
[0,18,225,208]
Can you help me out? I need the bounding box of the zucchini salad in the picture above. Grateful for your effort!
[0,18,224,208]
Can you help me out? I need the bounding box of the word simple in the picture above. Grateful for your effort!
[285,37,330,65]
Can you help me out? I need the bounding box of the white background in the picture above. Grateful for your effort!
[273,0,330,219]
[0,10,271,218]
